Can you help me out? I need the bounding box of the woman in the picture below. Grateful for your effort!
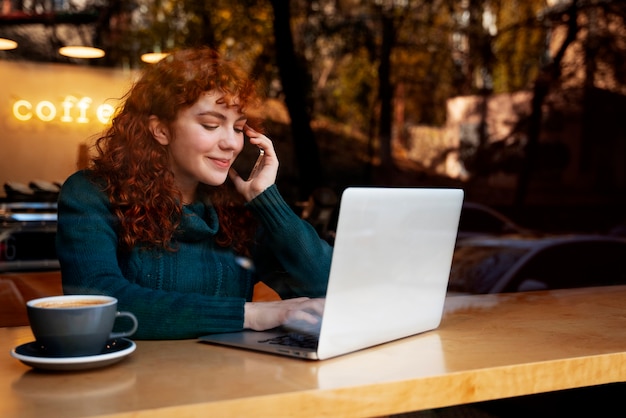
[56,47,331,339]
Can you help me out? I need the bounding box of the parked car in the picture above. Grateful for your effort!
[456,201,536,241]
[449,234,626,294]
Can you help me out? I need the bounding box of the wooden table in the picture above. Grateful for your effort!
[2,286,626,418]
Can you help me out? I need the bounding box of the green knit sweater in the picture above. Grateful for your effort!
[56,170,332,339]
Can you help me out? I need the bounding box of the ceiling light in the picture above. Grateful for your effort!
[59,46,105,59]
[141,52,169,64]
[0,38,18,50]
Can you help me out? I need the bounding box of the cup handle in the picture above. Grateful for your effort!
[110,311,138,339]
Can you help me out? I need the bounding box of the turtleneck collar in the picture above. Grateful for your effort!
[176,200,219,242]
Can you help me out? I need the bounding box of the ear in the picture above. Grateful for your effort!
[149,115,170,145]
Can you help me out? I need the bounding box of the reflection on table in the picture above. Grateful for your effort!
[1,285,626,418]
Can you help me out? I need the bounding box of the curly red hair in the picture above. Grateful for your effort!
[91,47,262,255]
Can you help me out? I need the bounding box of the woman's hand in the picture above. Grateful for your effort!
[229,125,279,202]
[243,297,325,331]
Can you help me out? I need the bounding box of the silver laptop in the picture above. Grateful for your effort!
[199,187,464,360]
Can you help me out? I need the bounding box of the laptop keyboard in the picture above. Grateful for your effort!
[258,332,319,349]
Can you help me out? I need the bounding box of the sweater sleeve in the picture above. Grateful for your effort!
[246,185,332,299]
[55,171,246,339]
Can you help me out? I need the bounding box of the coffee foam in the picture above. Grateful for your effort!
[34,300,109,309]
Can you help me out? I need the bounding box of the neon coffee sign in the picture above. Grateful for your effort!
[12,96,116,125]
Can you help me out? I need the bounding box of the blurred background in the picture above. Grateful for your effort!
[1,0,625,229]
[2,0,626,267]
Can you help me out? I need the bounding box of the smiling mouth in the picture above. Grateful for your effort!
[210,157,231,169]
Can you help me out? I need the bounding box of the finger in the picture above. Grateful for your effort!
[284,309,321,326]
[282,297,324,315]
[243,125,261,144]
[228,168,245,189]
[244,128,274,156]
[228,167,240,181]
[298,298,325,315]
[249,138,271,157]
[282,297,310,306]
[244,124,259,136]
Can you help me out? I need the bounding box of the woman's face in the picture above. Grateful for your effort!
[158,92,247,199]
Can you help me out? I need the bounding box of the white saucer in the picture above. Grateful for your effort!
[10,338,136,371]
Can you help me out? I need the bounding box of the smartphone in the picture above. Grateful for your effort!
[233,136,265,180]
[248,148,265,180]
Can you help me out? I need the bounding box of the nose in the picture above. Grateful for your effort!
[220,128,243,152]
